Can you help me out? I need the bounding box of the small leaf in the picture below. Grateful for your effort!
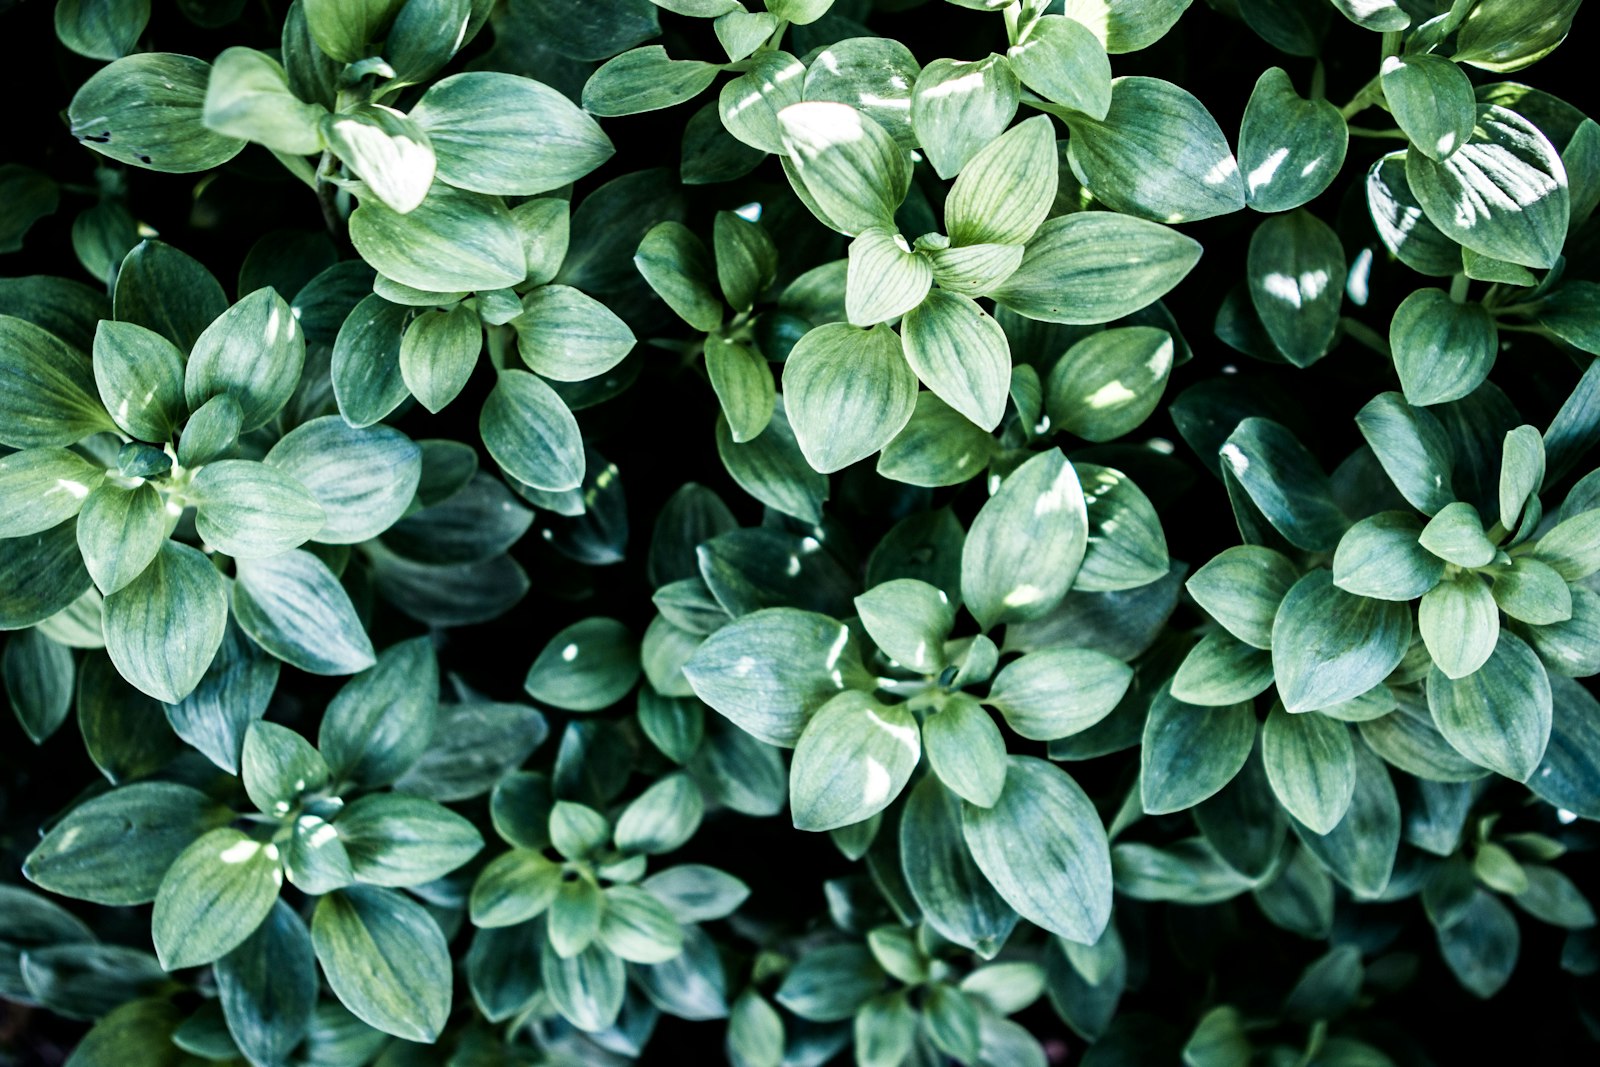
[1427,630,1552,781]
[901,290,1011,431]
[961,449,1088,629]
[311,887,452,1042]
[1237,67,1347,212]
[103,542,226,704]
[152,828,281,970]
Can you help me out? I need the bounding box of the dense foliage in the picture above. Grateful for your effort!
[2,0,1599,1063]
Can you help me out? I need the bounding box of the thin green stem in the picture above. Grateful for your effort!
[1338,76,1383,120]
[1340,317,1391,359]
[1347,126,1409,139]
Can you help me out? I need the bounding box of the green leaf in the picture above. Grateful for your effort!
[961,449,1088,629]
[583,46,720,117]
[214,901,316,1067]
[1427,630,1552,781]
[0,315,115,448]
[784,322,917,473]
[55,0,150,61]
[241,720,328,816]
[1262,705,1355,834]
[311,887,452,1042]
[1516,865,1596,929]
[900,290,1011,431]
[706,340,775,444]
[1075,463,1170,592]
[1046,326,1173,442]
[1354,392,1456,515]
[1418,501,1496,568]
[1388,288,1498,406]
[302,0,401,62]
[925,242,1025,297]
[944,117,1059,247]
[479,369,584,493]
[900,774,1017,954]
[1332,511,1442,601]
[598,885,685,964]
[1438,889,1520,998]
[1221,418,1347,552]
[232,550,375,676]
[23,781,228,905]
[1272,570,1412,713]
[322,105,436,215]
[349,183,526,293]
[987,647,1132,741]
[92,321,186,442]
[1187,545,1298,649]
[1492,557,1572,625]
[682,607,865,747]
[157,618,270,767]
[877,391,997,488]
[635,222,723,333]
[514,285,636,383]
[336,794,483,887]
[718,51,805,155]
[1381,54,1475,162]
[923,694,1007,808]
[778,102,909,236]
[1498,424,1544,531]
[103,542,226,704]
[1532,508,1600,580]
[152,827,282,970]
[203,47,326,156]
[1289,740,1399,897]
[542,943,625,1033]
[1065,76,1245,223]
[961,756,1112,945]
[992,212,1201,325]
[0,520,93,631]
[0,448,103,540]
[910,56,1020,180]
[615,771,703,854]
[845,228,932,327]
[177,395,242,468]
[1365,151,1462,277]
[766,0,831,20]
[1453,0,1580,73]
[1009,16,1111,119]
[1406,105,1569,270]
[855,579,954,674]
[1420,574,1499,679]
[320,637,438,788]
[60,999,188,1067]
[1141,683,1256,814]
[185,288,306,433]
[1170,630,1274,706]
[525,617,640,711]
[1246,211,1345,368]
[191,460,325,559]
[412,72,613,196]
[470,849,562,927]
[4,629,74,743]
[68,53,244,173]
[398,304,479,413]
[790,691,920,831]
[1236,67,1347,212]
[714,211,778,313]
[716,399,827,524]
[265,416,423,543]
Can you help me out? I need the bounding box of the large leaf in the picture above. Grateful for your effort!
[1141,684,1256,814]
[151,827,282,970]
[68,53,244,173]
[311,887,452,1042]
[1406,105,1568,270]
[0,315,115,448]
[901,291,1011,431]
[1236,67,1347,212]
[1272,571,1411,713]
[961,757,1112,945]
[232,550,375,676]
[1426,630,1552,781]
[992,212,1200,325]
[412,72,614,195]
[349,183,526,293]
[1065,76,1245,223]
[1261,705,1355,834]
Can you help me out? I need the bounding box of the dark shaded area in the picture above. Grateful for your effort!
[1,0,1597,1064]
